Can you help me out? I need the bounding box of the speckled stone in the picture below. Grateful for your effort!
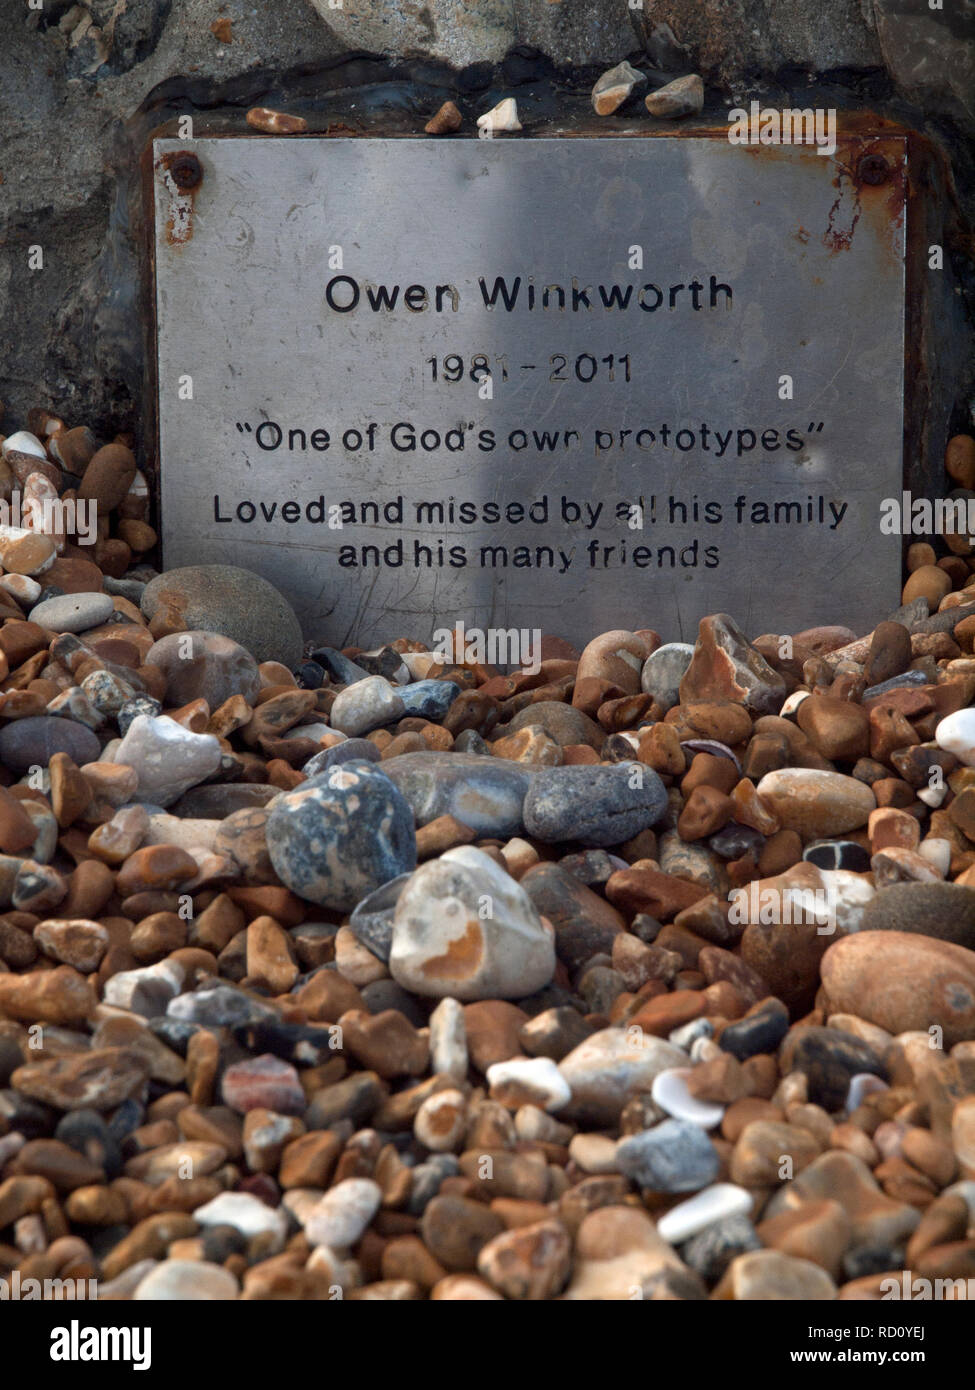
[390,845,555,1001]
[266,760,416,911]
[523,763,667,846]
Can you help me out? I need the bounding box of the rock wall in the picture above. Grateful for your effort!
[0,0,972,436]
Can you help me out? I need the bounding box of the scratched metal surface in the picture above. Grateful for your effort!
[153,135,906,647]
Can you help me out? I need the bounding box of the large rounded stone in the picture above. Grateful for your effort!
[381,751,532,836]
[0,716,100,774]
[29,592,114,633]
[141,565,302,667]
[266,760,416,911]
[755,769,876,838]
[523,763,667,846]
[821,932,975,1047]
[144,631,261,707]
[857,882,975,951]
[389,846,555,1001]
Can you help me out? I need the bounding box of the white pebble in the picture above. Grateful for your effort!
[656,1183,752,1244]
[936,708,975,767]
[651,1068,725,1129]
[918,837,952,875]
[1,430,47,460]
[194,1192,288,1246]
[477,97,521,133]
[305,1178,381,1250]
[486,1056,571,1112]
[429,996,468,1082]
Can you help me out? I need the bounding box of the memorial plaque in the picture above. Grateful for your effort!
[152,134,907,646]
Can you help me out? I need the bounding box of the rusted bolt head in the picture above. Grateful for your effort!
[857,153,890,187]
[170,153,203,191]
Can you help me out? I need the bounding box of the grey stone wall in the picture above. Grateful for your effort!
[0,0,972,436]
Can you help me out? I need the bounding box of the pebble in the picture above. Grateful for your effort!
[640,642,695,710]
[194,1191,289,1245]
[382,751,531,836]
[476,1220,572,1300]
[29,592,114,632]
[651,1068,725,1129]
[591,60,646,115]
[330,676,406,735]
[0,716,100,774]
[486,1057,570,1111]
[221,1054,305,1115]
[305,1178,382,1250]
[657,1183,753,1244]
[755,768,876,837]
[821,932,975,1047]
[114,715,222,807]
[144,630,261,707]
[721,1249,836,1300]
[133,1259,240,1300]
[679,613,786,713]
[390,845,555,1000]
[616,1119,721,1192]
[476,97,521,134]
[857,881,975,949]
[429,996,468,1081]
[523,763,667,846]
[141,565,303,667]
[266,761,416,910]
[558,1029,690,1124]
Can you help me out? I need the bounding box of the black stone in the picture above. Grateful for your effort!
[352,646,406,680]
[148,1017,201,1056]
[0,1089,56,1139]
[106,1097,144,1145]
[719,999,790,1059]
[787,1027,887,1111]
[202,1224,249,1262]
[559,849,625,888]
[710,823,765,859]
[309,647,370,685]
[804,839,872,873]
[55,1109,122,1178]
[233,1020,337,1068]
[452,729,490,755]
[631,913,663,944]
[843,1245,905,1280]
[0,1036,22,1087]
[296,660,325,690]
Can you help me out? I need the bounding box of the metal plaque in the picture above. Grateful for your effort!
[152,134,907,647]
